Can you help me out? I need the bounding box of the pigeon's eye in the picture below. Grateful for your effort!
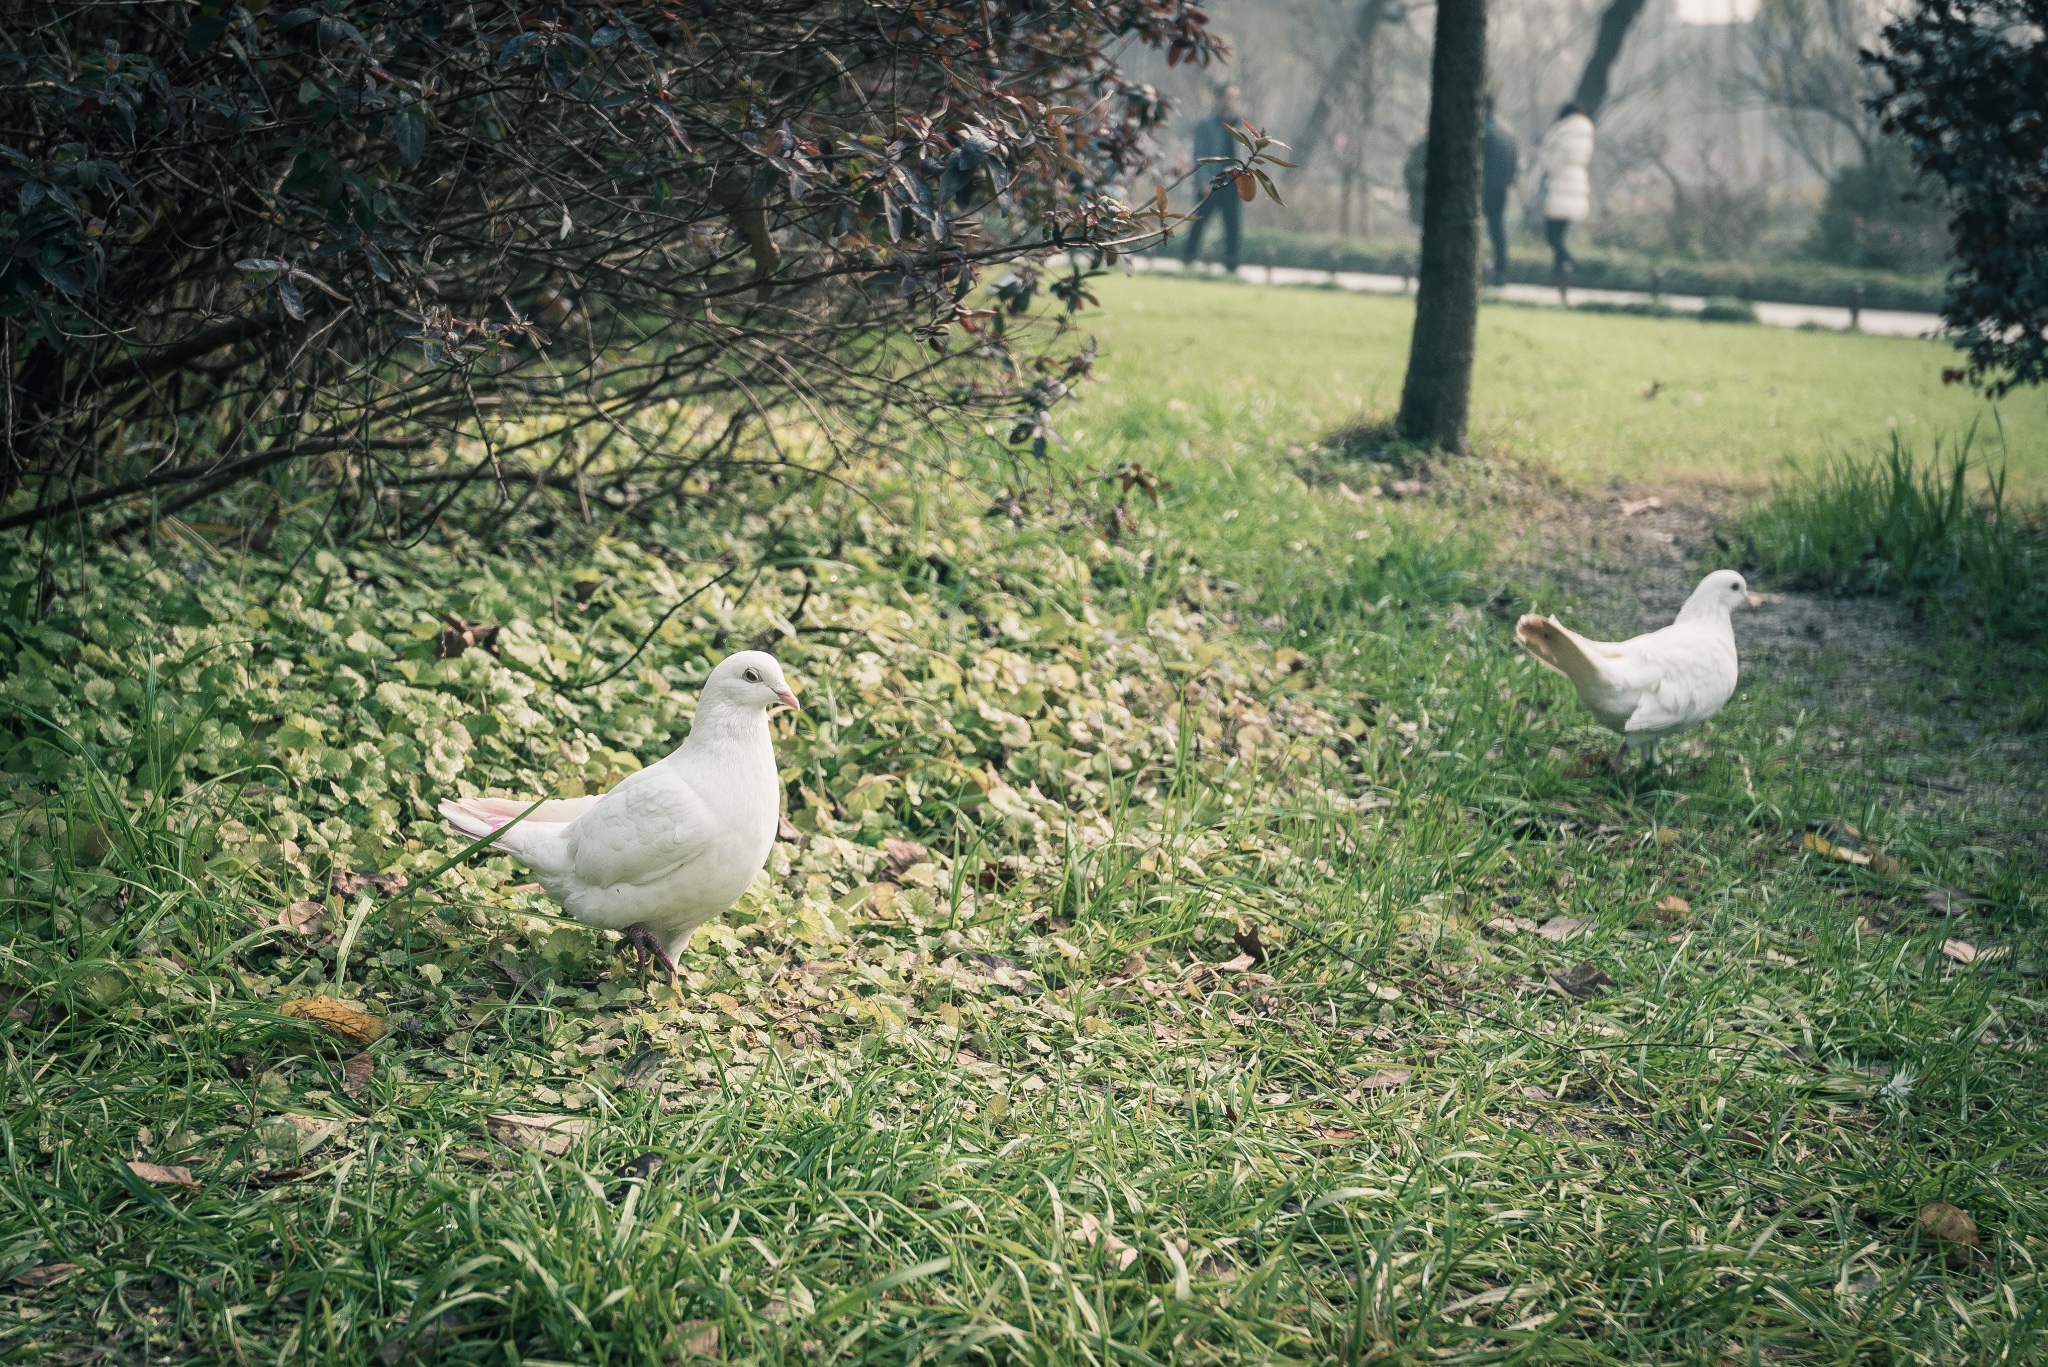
[743,668,761,683]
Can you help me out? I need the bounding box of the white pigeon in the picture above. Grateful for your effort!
[1515,569,1760,761]
[438,651,799,979]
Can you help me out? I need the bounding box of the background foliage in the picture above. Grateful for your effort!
[0,0,1219,537]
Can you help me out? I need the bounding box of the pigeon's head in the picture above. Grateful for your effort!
[704,651,800,713]
[1683,569,1763,618]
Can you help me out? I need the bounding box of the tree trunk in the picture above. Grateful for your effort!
[1572,0,1649,118]
[1395,0,1487,453]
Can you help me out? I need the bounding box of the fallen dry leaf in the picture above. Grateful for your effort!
[1618,496,1664,516]
[621,1048,668,1091]
[280,1113,356,1160]
[485,1113,595,1156]
[435,614,499,660]
[1917,1202,1979,1246]
[341,1052,375,1098]
[614,1152,664,1182]
[332,868,407,898]
[1803,821,1905,876]
[127,1160,198,1189]
[1521,1085,1553,1101]
[1941,939,2008,966]
[1357,1067,1413,1091]
[1536,917,1594,943]
[1547,963,1612,998]
[279,995,389,1044]
[1214,952,1257,973]
[664,1321,719,1361]
[13,1262,82,1290]
[1382,477,1428,499]
[880,836,928,876]
[281,900,327,935]
[776,812,807,845]
[1924,887,1982,917]
[1764,949,1800,967]
[1074,1211,1139,1270]
[1485,915,1538,937]
[1655,895,1691,914]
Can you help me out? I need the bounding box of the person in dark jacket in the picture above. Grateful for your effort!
[1482,96,1519,286]
[1184,84,1249,273]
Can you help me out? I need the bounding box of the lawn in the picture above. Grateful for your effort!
[1076,273,2048,494]
[1,281,2043,1366]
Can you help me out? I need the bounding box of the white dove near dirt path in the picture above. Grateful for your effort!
[1515,569,1761,763]
[439,651,799,980]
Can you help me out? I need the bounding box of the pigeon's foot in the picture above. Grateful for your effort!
[620,925,680,986]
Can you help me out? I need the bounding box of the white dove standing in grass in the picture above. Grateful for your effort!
[1515,569,1760,763]
[439,651,799,981]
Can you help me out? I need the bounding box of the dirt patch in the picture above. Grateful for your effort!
[1497,480,1916,663]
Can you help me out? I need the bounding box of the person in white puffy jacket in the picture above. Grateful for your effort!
[1536,103,1595,276]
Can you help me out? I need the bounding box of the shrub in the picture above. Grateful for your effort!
[1868,0,2048,393]
[1698,297,1758,323]
[0,0,1221,538]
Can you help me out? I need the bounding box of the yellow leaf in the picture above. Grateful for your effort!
[127,1160,198,1189]
[485,1113,595,1156]
[279,995,389,1044]
[1917,1202,1979,1246]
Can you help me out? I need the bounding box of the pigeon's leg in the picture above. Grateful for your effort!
[622,925,680,987]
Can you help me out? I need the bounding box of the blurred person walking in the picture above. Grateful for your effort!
[1184,83,1250,274]
[1536,103,1594,279]
[1482,96,1519,285]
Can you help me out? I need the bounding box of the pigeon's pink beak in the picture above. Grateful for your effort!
[773,685,801,712]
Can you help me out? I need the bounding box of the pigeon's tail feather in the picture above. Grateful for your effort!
[438,798,506,841]
[438,798,577,879]
[1515,614,1573,676]
[1515,614,1610,694]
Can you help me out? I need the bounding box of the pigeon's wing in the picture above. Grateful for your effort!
[1621,638,1734,736]
[568,768,722,890]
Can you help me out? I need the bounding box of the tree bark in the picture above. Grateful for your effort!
[1395,0,1487,453]
[1572,0,1649,118]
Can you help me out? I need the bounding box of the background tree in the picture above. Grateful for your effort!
[1395,0,1486,451]
[1867,0,2048,394]
[0,0,1220,540]
[1571,0,1649,116]
[1745,0,1945,272]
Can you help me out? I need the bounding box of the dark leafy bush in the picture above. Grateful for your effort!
[1867,0,2048,393]
[0,0,1224,538]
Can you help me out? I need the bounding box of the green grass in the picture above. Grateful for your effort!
[1739,433,2048,646]
[1074,273,2048,493]
[2,282,2045,1365]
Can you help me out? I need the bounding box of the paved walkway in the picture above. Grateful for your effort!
[1129,254,1942,339]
